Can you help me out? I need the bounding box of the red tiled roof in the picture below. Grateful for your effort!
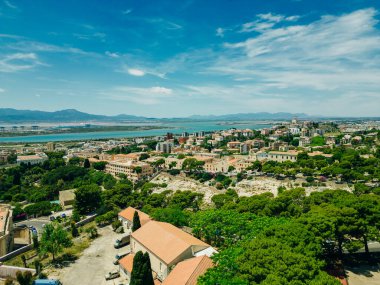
[118,207,151,225]
[162,255,213,285]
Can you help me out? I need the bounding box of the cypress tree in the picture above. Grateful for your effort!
[132,211,141,232]
[142,252,154,285]
[130,251,144,285]
[83,158,90,168]
[130,251,154,285]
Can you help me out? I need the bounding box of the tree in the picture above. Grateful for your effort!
[32,235,39,250]
[182,158,204,172]
[71,222,79,237]
[16,271,33,285]
[132,211,141,232]
[83,158,90,168]
[134,166,142,174]
[21,254,27,268]
[92,161,107,170]
[39,224,72,262]
[74,184,102,214]
[130,251,154,285]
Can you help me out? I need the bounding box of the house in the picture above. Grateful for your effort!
[118,207,151,234]
[122,221,216,282]
[58,189,76,210]
[162,255,213,285]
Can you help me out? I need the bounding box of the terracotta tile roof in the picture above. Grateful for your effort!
[118,207,151,226]
[154,280,162,285]
[162,255,213,285]
[119,253,135,273]
[131,221,209,265]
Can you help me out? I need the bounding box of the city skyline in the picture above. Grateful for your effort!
[1,0,380,117]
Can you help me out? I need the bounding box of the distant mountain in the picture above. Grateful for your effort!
[188,112,310,120]
[0,108,310,123]
[0,108,145,123]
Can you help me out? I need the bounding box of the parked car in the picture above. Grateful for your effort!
[113,252,129,265]
[61,213,66,219]
[105,270,120,280]
[32,279,62,285]
[114,235,130,249]
[50,216,56,221]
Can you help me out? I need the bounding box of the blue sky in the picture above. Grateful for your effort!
[1,0,380,117]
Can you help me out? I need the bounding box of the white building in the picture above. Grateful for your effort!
[16,153,48,165]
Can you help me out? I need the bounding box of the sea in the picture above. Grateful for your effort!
[0,121,274,143]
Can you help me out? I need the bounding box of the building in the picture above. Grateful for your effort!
[118,207,151,234]
[121,220,216,282]
[0,205,13,256]
[299,136,311,147]
[156,142,174,154]
[239,143,250,154]
[105,160,153,181]
[16,153,48,165]
[204,159,229,173]
[267,151,298,163]
[46,142,56,152]
[162,255,213,285]
[59,189,76,210]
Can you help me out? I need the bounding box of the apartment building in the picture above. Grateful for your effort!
[16,153,48,165]
[156,142,174,153]
[267,151,298,163]
[105,160,153,181]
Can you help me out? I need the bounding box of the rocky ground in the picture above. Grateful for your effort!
[150,172,352,205]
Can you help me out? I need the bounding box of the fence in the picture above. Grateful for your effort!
[0,244,33,262]
[0,264,35,279]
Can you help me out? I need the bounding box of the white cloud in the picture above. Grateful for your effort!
[105,51,120,58]
[240,12,300,33]
[122,9,132,15]
[211,8,380,89]
[102,86,173,105]
[7,41,94,56]
[216,27,225,37]
[127,68,145,76]
[0,53,42,72]
[4,0,17,9]
[0,88,5,93]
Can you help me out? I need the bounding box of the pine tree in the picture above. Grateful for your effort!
[132,211,141,232]
[83,158,90,168]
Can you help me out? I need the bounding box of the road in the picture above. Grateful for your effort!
[49,226,130,285]
[14,209,73,236]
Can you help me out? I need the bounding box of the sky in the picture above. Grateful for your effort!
[1,0,380,117]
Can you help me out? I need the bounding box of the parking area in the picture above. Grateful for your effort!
[14,209,73,236]
[49,226,130,285]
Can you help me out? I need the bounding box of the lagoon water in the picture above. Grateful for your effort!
[0,121,273,143]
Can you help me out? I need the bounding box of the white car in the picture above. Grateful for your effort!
[105,271,120,281]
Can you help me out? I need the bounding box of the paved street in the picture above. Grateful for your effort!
[49,226,130,285]
[14,209,73,236]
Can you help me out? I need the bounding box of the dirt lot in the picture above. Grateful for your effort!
[48,226,130,285]
[346,264,380,285]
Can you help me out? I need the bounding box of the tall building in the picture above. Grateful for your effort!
[156,142,174,153]
[46,142,56,151]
